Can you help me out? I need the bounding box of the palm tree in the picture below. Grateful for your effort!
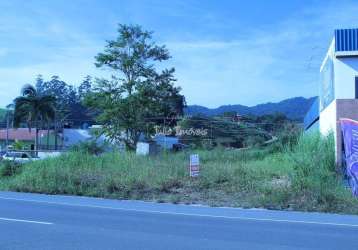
[13,84,56,154]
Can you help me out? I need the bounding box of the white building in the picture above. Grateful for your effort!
[304,28,358,166]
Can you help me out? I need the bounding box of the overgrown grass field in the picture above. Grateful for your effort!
[1,133,358,214]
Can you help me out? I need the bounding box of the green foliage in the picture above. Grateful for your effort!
[278,123,301,147]
[1,132,357,214]
[12,140,26,150]
[287,133,349,212]
[0,161,22,177]
[13,84,56,151]
[177,115,272,149]
[35,75,95,127]
[85,24,185,150]
[70,140,105,155]
[185,97,317,121]
[13,84,56,128]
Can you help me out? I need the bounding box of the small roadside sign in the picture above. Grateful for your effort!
[189,154,200,177]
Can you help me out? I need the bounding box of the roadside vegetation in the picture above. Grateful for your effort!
[1,132,357,215]
[1,23,356,215]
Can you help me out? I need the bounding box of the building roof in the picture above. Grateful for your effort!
[335,28,358,57]
[0,128,50,141]
[320,28,358,71]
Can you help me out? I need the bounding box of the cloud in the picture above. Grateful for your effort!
[0,44,108,106]
[1,0,358,108]
[163,0,358,107]
[0,1,109,106]
[165,32,313,107]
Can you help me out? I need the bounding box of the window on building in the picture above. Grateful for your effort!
[356,77,358,99]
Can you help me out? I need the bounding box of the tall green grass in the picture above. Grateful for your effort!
[284,133,358,213]
[0,133,357,214]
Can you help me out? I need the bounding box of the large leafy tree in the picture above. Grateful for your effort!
[39,75,71,118]
[33,75,95,149]
[78,75,93,100]
[68,75,95,126]
[85,24,185,149]
[35,75,94,127]
[13,84,56,152]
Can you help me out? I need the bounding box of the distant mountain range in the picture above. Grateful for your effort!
[184,97,317,121]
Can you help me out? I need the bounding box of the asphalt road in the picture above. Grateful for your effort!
[0,192,358,250]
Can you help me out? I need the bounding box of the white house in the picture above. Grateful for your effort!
[304,28,358,166]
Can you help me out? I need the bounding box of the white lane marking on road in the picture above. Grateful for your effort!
[0,195,358,228]
[0,217,53,225]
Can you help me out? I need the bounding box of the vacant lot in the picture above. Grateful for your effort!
[1,134,357,214]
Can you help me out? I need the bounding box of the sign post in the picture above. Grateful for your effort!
[340,118,358,196]
[189,154,200,177]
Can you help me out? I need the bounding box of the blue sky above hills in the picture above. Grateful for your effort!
[1,0,358,108]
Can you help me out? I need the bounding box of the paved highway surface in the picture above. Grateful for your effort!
[0,191,357,250]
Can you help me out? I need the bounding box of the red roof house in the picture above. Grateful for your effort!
[0,128,50,141]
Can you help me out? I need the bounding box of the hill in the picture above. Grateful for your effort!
[184,97,317,121]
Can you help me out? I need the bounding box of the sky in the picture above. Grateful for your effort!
[1,0,358,108]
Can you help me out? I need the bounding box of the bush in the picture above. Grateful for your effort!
[0,160,22,177]
[70,140,105,155]
[12,140,26,150]
[269,123,301,152]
